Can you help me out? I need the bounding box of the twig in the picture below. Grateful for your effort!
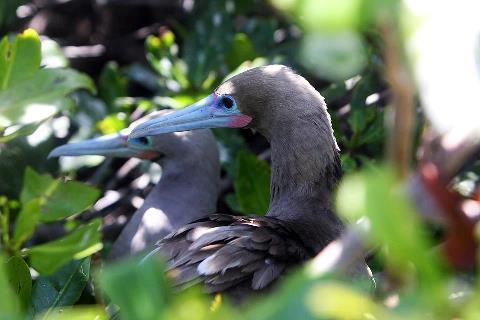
[381,22,415,179]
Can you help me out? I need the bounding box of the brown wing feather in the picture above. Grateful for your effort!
[149,214,312,296]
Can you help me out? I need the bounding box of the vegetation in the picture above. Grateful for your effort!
[0,0,479,319]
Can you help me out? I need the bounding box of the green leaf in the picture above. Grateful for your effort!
[20,167,100,222]
[99,61,127,110]
[0,116,51,143]
[336,166,448,307]
[13,198,41,249]
[35,306,107,320]
[234,151,271,215]
[347,108,366,136]
[305,281,402,320]
[6,256,32,311]
[0,68,95,126]
[20,167,56,205]
[0,29,41,90]
[0,255,22,319]
[28,220,102,274]
[31,259,91,315]
[98,256,170,320]
[271,0,362,32]
[40,179,100,222]
[96,113,127,135]
[225,33,257,70]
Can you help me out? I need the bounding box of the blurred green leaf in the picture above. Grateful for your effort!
[340,154,357,173]
[35,306,107,320]
[0,29,41,90]
[6,255,32,311]
[336,166,448,308]
[0,116,51,143]
[225,33,257,70]
[299,32,367,81]
[348,108,366,136]
[96,113,127,135]
[99,61,127,110]
[41,38,69,68]
[0,255,21,319]
[98,256,170,320]
[235,151,270,215]
[305,281,401,319]
[31,259,91,315]
[28,219,102,274]
[21,167,100,222]
[0,68,95,126]
[272,0,362,32]
[13,198,41,249]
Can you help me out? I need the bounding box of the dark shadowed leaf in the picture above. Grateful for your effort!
[6,255,32,311]
[99,61,127,110]
[28,220,102,274]
[235,151,271,215]
[31,259,91,315]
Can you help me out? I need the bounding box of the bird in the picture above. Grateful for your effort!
[49,110,220,260]
[129,65,368,299]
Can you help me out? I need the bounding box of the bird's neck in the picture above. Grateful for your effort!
[265,113,343,252]
[150,156,219,224]
[108,157,219,260]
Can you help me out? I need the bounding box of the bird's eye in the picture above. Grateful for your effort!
[220,95,235,109]
[129,136,152,149]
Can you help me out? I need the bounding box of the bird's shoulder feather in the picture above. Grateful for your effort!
[154,214,312,293]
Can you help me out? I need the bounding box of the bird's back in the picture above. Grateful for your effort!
[147,214,312,301]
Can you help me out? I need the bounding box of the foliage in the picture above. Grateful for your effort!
[0,0,479,319]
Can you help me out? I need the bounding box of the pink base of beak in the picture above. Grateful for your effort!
[228,115,253,128]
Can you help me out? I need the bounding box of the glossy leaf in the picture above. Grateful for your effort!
[13,198,41,249]
[40,179,100,222]
[21,167,100,222]
[0,68,95,126]
[0,28,41,90]
[235,151,271,215]
[6,255,32,311]
[28,220,102,274]
[98,256,170,320]
[31,259,91,315]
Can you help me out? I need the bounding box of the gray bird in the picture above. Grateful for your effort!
[129,65,369,299]
[49,110,220,260]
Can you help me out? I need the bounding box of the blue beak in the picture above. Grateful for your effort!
[128,94,251,141]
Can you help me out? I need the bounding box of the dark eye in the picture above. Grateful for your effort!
[221,96,234,109]
[129,136,152,148]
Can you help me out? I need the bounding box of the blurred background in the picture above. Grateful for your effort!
[1,0,480,319]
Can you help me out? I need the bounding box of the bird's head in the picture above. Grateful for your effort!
[128,65,328,142]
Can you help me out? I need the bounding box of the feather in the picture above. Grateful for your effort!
[252,262,285,290]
